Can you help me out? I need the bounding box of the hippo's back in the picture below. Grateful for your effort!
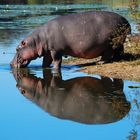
[46,11,131,58]
[49,11,130,33]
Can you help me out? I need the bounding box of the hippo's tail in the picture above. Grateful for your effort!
[123,17,131,36]
[112,21,131,49]
[125,22,131,36]
[128,25,131,35]
[111,19,131,60]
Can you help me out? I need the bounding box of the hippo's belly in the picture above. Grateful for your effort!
[66,45,105,59]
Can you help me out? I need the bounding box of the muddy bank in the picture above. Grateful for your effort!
[63,34,140,82]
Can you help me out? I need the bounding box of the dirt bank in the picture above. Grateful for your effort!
[63,34,140,82]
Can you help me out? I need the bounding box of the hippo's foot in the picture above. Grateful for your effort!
[112,55,123,62]
[112,44,124,61]
[52,70,62,77]
[113,52,124,62]
[98,48,113,64]
[51,50,62,70]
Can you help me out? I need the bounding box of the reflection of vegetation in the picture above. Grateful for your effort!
[127,129,137,140]
[126,86,140,140]
[127,89,140,126]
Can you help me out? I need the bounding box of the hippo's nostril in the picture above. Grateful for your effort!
[16,48,19,52]
[10,62,17,68]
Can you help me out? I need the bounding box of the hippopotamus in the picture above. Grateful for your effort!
[10,11,131,69]
[12,69,130,124]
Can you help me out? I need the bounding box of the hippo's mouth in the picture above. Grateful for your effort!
[10,54,30,68]
[20,60,30,68]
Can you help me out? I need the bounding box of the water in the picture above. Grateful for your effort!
[0,1,140,140]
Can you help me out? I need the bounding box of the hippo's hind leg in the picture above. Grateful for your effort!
[113,44,124,61]
[112,33,126,61]
[111,30,128,61]
[42,51,53,68]
[98,47,114,64]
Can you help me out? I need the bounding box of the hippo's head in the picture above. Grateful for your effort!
[10,35,43,68]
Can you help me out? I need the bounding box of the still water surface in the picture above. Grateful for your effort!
[0,1,140,140]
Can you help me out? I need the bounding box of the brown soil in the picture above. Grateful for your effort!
[63,34,140,82]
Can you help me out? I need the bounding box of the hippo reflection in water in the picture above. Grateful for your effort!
[12,69,130,124]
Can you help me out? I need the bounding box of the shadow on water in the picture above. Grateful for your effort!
[12,68,130,124]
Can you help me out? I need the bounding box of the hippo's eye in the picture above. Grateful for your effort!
[16,47,20,51]
[21,40,26,46]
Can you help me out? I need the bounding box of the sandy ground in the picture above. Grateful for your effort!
[63,34,140,82]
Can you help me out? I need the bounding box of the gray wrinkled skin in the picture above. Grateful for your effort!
[10,11,131,69]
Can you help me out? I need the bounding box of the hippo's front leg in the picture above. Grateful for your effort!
[42,51,53,68]
[50,51,62,70]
